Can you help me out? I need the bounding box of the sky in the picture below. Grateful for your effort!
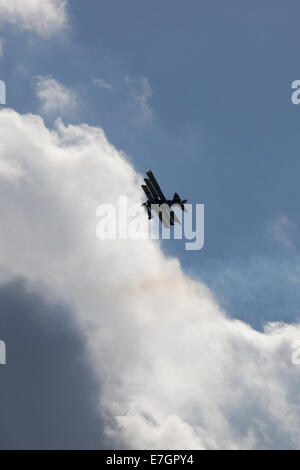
[1,0,300,449]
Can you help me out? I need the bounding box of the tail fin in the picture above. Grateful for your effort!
[173,192,180,202]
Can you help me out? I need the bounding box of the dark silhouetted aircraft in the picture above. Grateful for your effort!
[141,170,187,227]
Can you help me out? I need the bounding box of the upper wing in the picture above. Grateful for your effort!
[142,184,153,201]
[146,171,166,201]
[144,177,159,200]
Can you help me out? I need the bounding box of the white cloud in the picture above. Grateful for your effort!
[34,75,78,117]
[0,0,68,37]
[0,108,300,449]
[125,75,153,119]
[92,77,113,90]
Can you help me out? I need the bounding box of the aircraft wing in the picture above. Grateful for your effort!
[144,177,159,200]
[142,184,153,201]
[146,171,166,201]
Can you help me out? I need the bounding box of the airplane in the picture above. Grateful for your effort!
[141,170,187,227]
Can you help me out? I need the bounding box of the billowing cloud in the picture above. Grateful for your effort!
[0,0,68,37]
[34,75,78,116]
[0,108,300,449]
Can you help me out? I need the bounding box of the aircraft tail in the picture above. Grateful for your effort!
[173,192,181,202]
[173,192,188,212]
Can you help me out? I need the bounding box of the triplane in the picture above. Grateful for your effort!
[141,170,187,227]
